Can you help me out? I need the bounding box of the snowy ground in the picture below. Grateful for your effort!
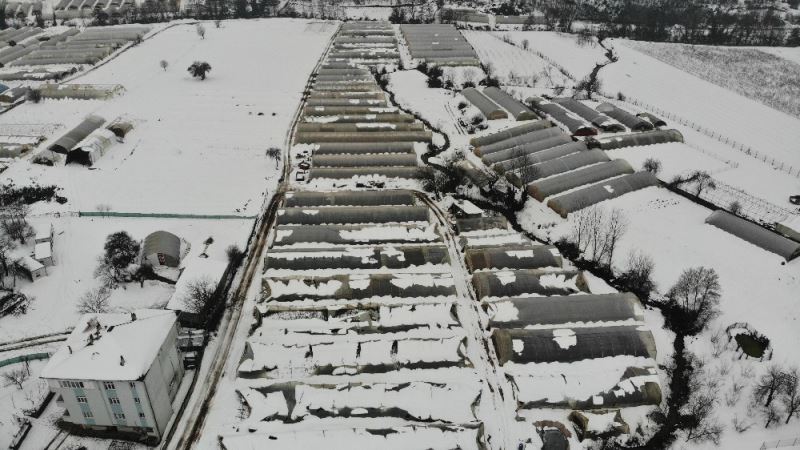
[1,19,335,216]
[520,186,800,449]
[0,216,252,342]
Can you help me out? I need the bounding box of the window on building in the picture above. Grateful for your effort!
[133,397,141,404]
[138,412,146,418]
[103,382,115,390]
[129,382,136,389]
[114,413,125,420]
[61,380,85,389]
[82,411,93,418]
[109,397,120,404]
[76,395,87,403]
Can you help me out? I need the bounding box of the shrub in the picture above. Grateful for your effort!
[188,61,212,80]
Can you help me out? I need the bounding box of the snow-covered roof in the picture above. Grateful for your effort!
[34,242,51,260]
[16,254,44,272]
[167,257,228,311]
[41,309,178,381]
[34,225,52,241]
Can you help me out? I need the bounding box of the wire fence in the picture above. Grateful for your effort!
[620,96,800,179]
[684,178,796,225]
[761,437,800,449]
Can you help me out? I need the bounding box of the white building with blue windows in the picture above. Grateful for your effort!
[41,309,184,443]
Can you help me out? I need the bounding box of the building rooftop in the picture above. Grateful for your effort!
[41,309,178,381]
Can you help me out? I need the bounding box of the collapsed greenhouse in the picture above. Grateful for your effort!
[482,87,538,121]
[271,223,442,247]
[547,172,660,217]
[486,293,645,328]
[277,205,431,225]
[461,88,507,120]
[469,120,553,147]
[553,98,625,132]
[705,210,800,261]
[495,141,588,175]
[596,103,654,131]
[527,96,597,136]
[527,159,635,201]
[65,128,117,166]
[481,135,575,166]
[472,269,587,299]
[588,129,684,150]
[283,190,418,207]
[465,244,562,271]
[47,114,105,154]
[506,149,610,184]
[473,126,565,156]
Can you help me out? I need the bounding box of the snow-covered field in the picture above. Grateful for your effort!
[624,41,800,119]
[0,216,252,342]
[1,19,336,216]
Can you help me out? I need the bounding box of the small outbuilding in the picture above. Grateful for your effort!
[142,231,182,267]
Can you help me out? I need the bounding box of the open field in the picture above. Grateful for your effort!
[0,19,336,216]
[624,41,800,119]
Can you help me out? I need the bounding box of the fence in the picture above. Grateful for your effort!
[685,178,796,225]
[761,437,800,449]
[78,211,257,220]
[0,352,50,369]
[620,96,800,179]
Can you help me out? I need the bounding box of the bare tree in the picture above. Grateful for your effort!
[160,59,168,71]
[686,170,716,196]
[643,157,662,175]
[77,286,111,314]
[763,403,782,428]
[754,365,788,408]
[602,208,628,266]
[617,250,656,301]
[3,367,29,390]
[181,277,216,315]
[1,203,34,244]
[0,234,13,285]
[266,147,281,169]
[782,368,800,424]
[682,391,724,444]
[665,266,721,335]
[196,23,206,39]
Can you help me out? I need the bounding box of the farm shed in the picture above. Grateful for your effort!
[527,96,597,136]
[469,120,553,147]
[492,326,657,364]
[589,129,683,150]
[263,273,457,302]
[487,293,644,328]
[312,153,417,168]
[481,135,574,166]
[474,127,565,156]
[47,114,105,154]
[508,149,610,184]
[283,190,417,207]
[308,166,430,180]
[65,128,116,166]
[461,88,507,120]
[271,224,441,247]
[455,216,508,233]
[34,242,54,266]
[547,172,660,217]
[553,98,624,132]
[265,245,450,271]
[35,224,54,244]
[314,142,415,155]
[705,210,800,261]
[465,245,562,271]
[276,206,430,225]
[527,159,635,201]
[107,120,133,139]
[15,255,46,281]
[495,141,588,175]
[142,230,181,267]
[483,87,538,121]
[295,130,432,143]
[596,103,653,131]
[637,112,667,127]
[472,270,587,299]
